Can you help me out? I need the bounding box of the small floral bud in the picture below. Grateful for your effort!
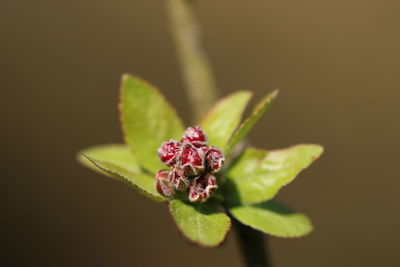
[206,147,225,173]
[188,173,218,203]
[155,170,174,197]
[155,126,224,203]
[158,140,181,167]
[180,143,206,176]
[181,126,207,147]
[169,167,189,191]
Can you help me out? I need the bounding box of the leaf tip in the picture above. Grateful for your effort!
[121,73,133,82]
[276,217,314,239]
[238,90,254,102]
[76,151,88,167]
[78,152,95,166]
[308,144,325,159]
[270,89,279,99]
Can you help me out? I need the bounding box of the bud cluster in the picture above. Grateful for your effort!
[155,126,224,203]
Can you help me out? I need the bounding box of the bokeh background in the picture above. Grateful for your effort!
[2,1,399,266]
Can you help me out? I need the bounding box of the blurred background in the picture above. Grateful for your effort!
[1,0,399,266]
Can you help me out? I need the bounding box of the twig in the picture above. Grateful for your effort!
[166,0,218,121]
[233,218,271,267]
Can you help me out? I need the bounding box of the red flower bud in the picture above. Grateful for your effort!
[155,170,174,197]
[155,126,224,203]
[180,143,206,176]
[206,147,225,173]
[158,140,181,167]
[169,167,189,191]
[188,173,218,203]
[181,126,207,147]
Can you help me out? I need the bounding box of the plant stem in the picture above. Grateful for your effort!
[233,218,271,267]
[166,0,218,121]
[166,1,270,266]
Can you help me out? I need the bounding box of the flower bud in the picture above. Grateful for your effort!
[180,143,206,176]
[169,167,189,191]
[181,126,207,147]
[155,170,174,197]
[188,173,218,203]
[206,146,225,173]
[155,126,224,203]
[158,140,181,167]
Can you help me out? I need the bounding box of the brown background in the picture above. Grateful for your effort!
[1,0,399,266]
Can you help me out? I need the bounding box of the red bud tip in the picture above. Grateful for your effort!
[181,126,207,147]
[158,140,181,167]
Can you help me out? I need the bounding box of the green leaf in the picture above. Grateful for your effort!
[169,199,231,247]
[225,90,278,155]
[225,145,323,204]
[82,154,165,202]
[199,91,252,150]
[120,74,185,173]
[229,200,313,238]
[77,144,141,174]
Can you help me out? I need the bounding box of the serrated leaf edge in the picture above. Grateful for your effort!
[118,73,185,172]
[76,143,134,166]
[225,89,278,155]
[198,90,253,126]
[81,153,165,202]
[168,200,231,247]
[228,204,313,238]
[226,144,324,205]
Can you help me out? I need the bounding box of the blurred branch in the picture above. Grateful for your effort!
[166,0,218,121]
[234,218,271,267]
